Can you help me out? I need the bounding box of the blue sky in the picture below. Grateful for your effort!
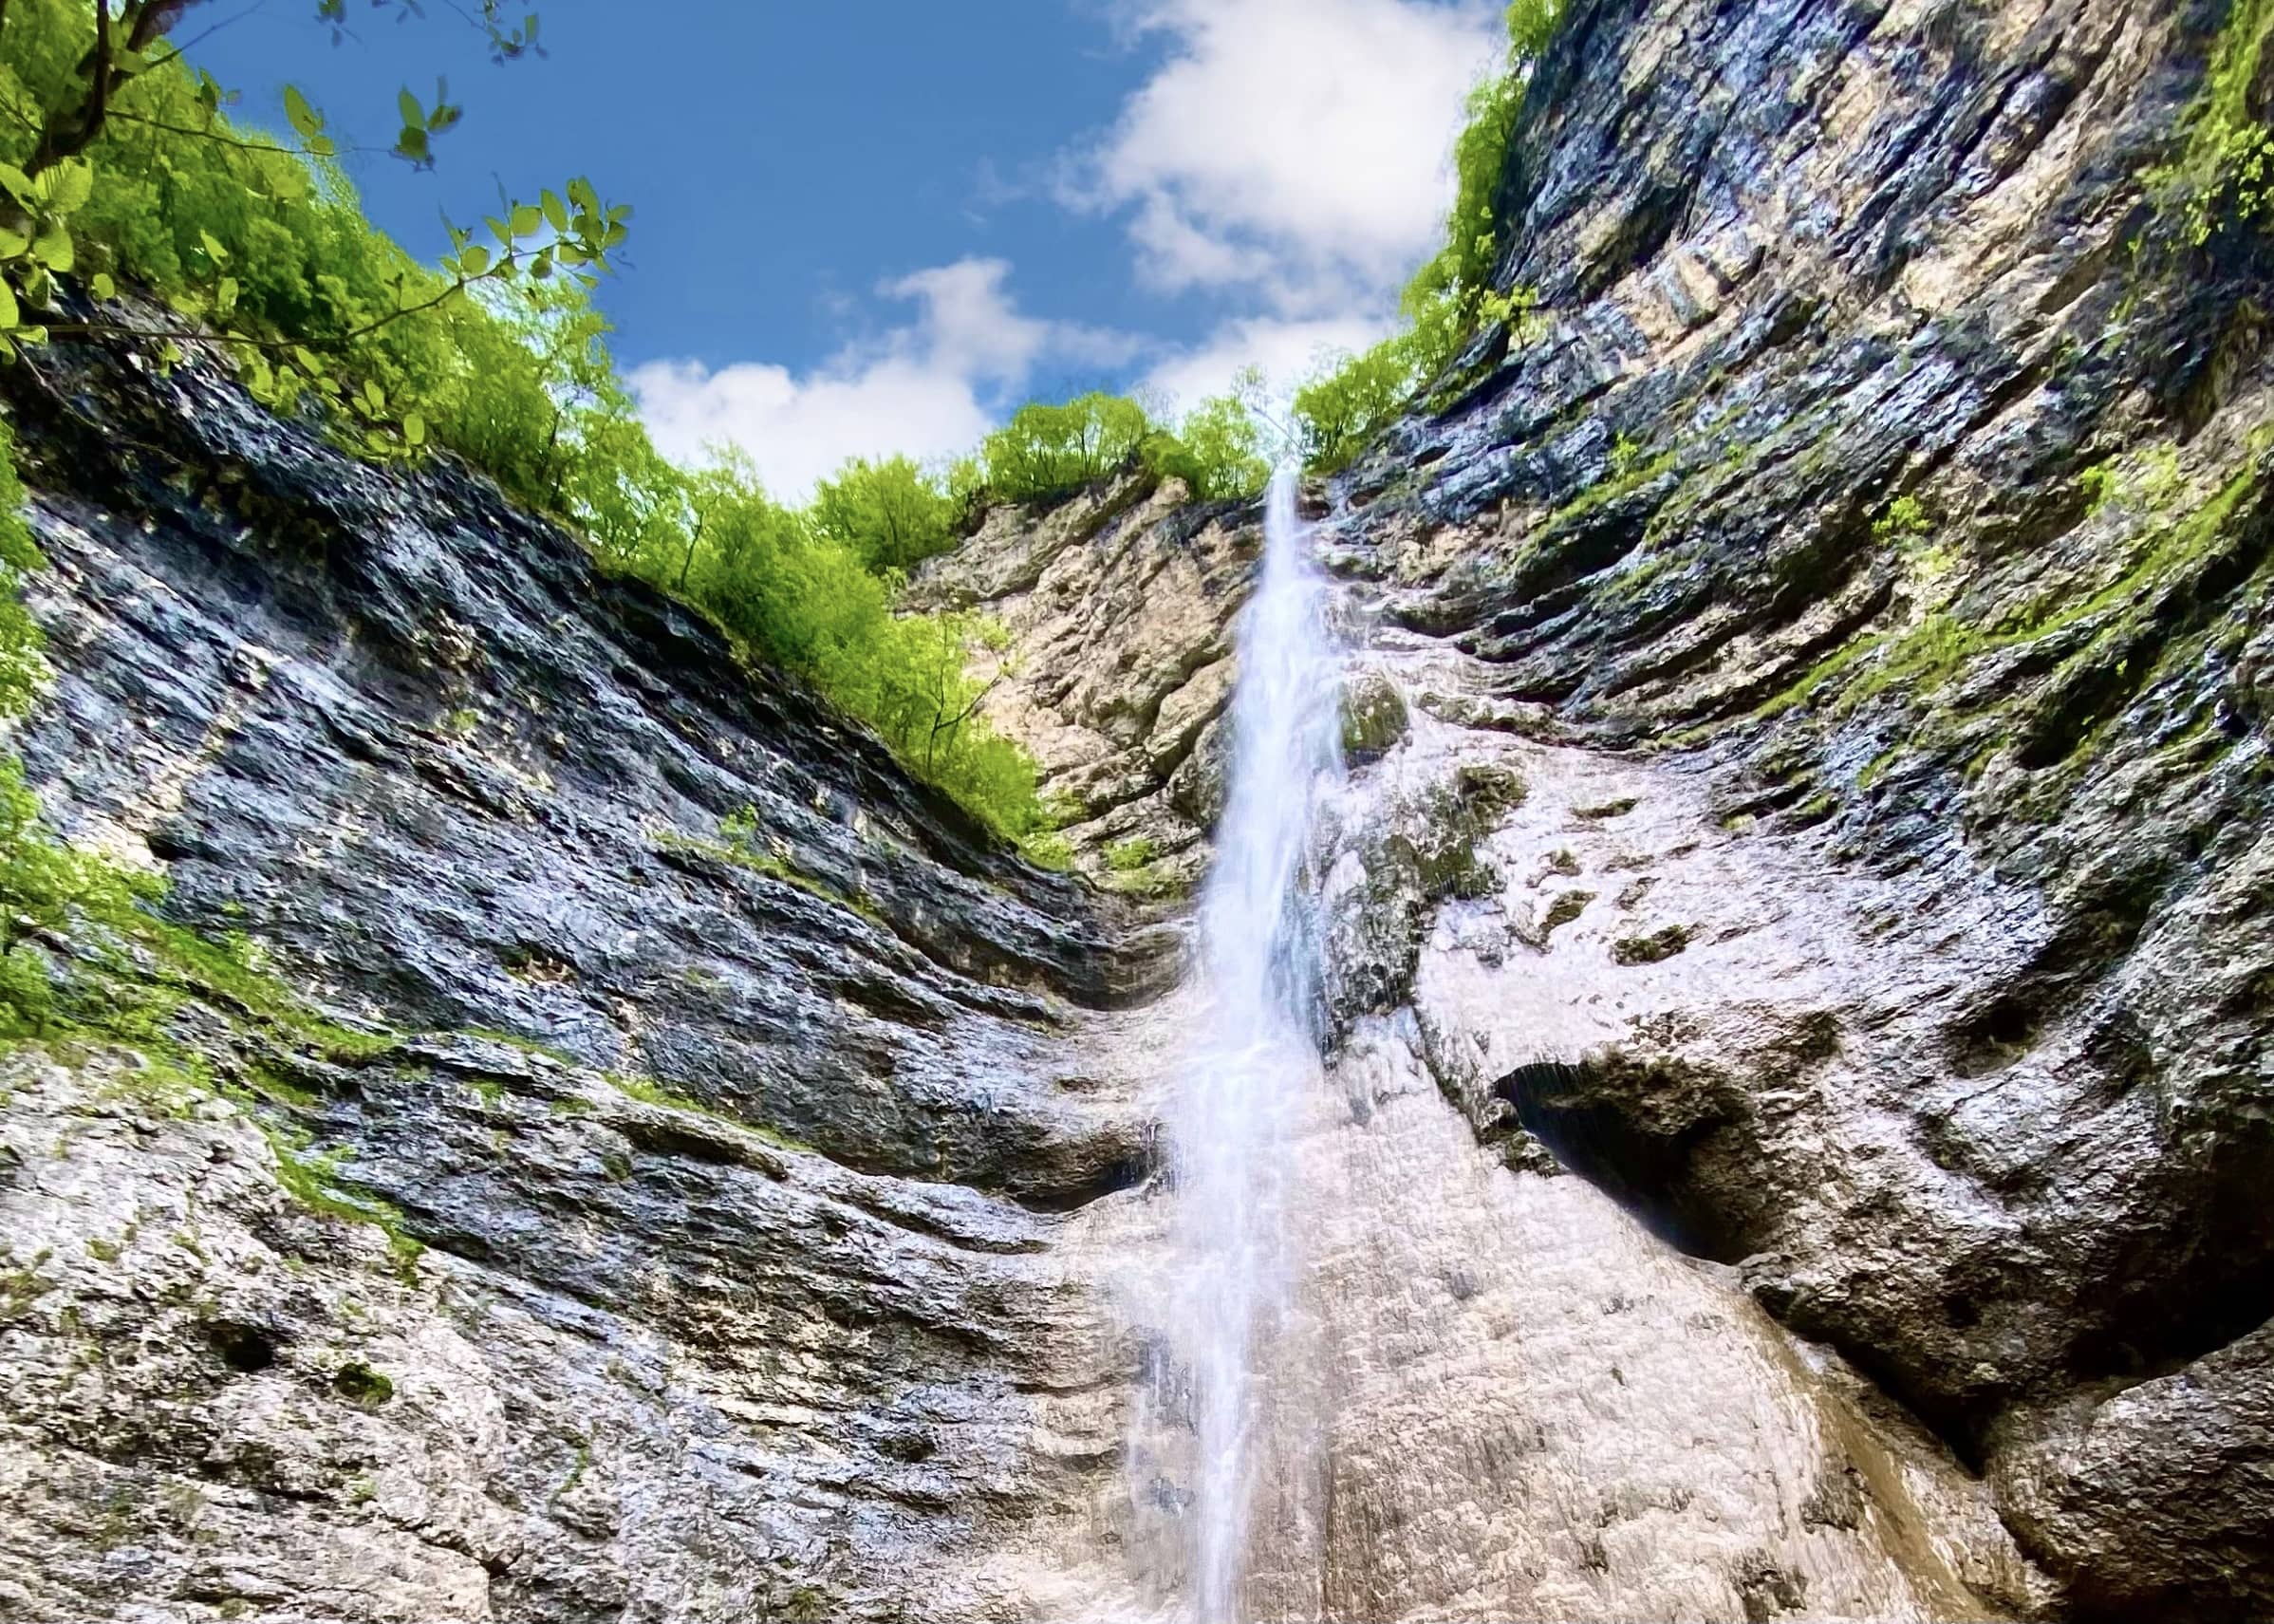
[191,0,1502,494]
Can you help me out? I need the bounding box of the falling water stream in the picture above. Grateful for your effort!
[1153,466,1344,1622]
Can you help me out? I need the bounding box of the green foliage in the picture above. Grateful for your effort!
[1104,834,1156,872]
[811,456,959,573]
[2081,445,2186,518]
[0,0,628,448]
[1019,827,1074,869]
[1294,332,1427,473]
[1504,0,1566,57]
[2152,0,2274,244]
[0,5,1047,836]
[977,392,1154,503]
[0,757,163,1035]
[608,1071,717,1117]
[0,421,47,716]
[966,384,1272,508]
[1873,495,1931,542]
[1291,1,1561,471]
[576,450,1044,836]
[267,1127,423,1277]
[0,421,148,1035]
[331,1360,397,1407]
[0,156,92,354]
[1401,0,1561,321]
[1142,373,1273,500]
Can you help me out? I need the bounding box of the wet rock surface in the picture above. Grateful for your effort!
[0,342,1159,1622]
[1290,0,2274,1615]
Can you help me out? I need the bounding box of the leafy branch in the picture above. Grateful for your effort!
[0,0,628,461]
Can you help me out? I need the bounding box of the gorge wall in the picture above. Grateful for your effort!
[925,0,2274,1615]
[2,0,2271,1619]
[0,340,1171,1622]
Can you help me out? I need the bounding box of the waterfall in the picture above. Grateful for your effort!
[1152,465,1345,1622]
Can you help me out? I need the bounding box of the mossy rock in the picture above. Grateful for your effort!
[332,1361,395,1408]
[1612,924,1693,965]
[1454,760,1527,817]
[1341,673,1410,764]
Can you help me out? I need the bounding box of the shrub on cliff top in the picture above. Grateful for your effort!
[1145,376,1274,502]
[971,386,1272,508]
[811,457,961,574]
[977,393,1154,504]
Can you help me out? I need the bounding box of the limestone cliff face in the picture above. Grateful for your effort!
[0,342,1157,1623]
[3,0,2271,1618]
[1298,0,2271,1615]
[931,0,2274,1615]
[906,477,1260,895]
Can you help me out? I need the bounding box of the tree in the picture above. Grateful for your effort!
[811,456,958,573]
[1146,372,1273,500]
[979,392,1155,501]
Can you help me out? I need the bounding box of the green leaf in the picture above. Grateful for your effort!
[399,87,424,129]
[0,281,17,329]
[0,163,31,206]
[32,223,73,274]
[214,275,239,314]
[0,227,26,259]
[402,412,427,447]
[396,128,432,166]
[47,159,93,215]
[285,85,323,139]
[487,215,513,247]
[198,230,230,265]
[308,135,337,160]
[89,271,115,301]
[541,188,568,232]
[510,202,541,238]
[456,245,492,278]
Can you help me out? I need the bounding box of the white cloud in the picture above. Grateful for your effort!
[628,258,1132,500]
[1078,0,1504,314]
[1142,311,1393,420]
[633,5,1501,493]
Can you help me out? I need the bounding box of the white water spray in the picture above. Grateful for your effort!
[1153,465,1344,1621]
